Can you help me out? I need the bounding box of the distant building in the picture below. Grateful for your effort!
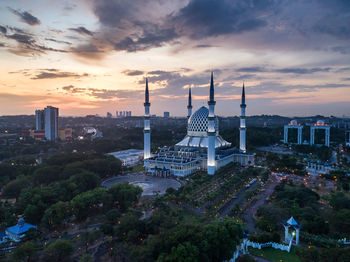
[35,110,44,130]
[82,127,103,139]
[306,160,333,175]
[116,110,132,118]
[164,111,170,118]
[106,112,112,118]
[58,128,73,141]
[107,149,144,166]
[5,218,37,242]
[31,130,45,140]
[44,106,59,141]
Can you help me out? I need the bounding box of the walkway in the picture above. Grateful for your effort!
[242,174,279,234]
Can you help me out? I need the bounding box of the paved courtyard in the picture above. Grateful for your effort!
[101,173,182,196]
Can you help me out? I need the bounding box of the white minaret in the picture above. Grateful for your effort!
[144,78,151,160]
[187,87,192,119]
[207,72,216,175]
[240,83,246,153]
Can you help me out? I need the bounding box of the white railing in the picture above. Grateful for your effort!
[224,237,292,262]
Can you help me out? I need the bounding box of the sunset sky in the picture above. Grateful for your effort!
[0,0,350,117]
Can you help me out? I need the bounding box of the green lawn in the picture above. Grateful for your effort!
[248,247,301,262]
[131,164,144,172]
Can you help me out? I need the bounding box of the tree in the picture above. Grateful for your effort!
[71,188,111,220]
[105,208,121,224]
[42,240,73,262]
[108,183,142,211]
[200,219,242,261]
[332,209,350,233]
[296,246,319,262]
[41,201,71,229]
[24,203,46,224]
[3,177,29,199]
[163,242,199,262]
[12,241,37,262]
[80,253,93,262]
[32,166,62,185]
[236,255,257,262]
[68,171,100,193]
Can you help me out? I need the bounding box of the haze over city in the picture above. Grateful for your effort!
[0,0,350,116]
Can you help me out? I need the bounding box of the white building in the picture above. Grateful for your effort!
[44,106,59,141]
[107,149,144,167]
[143,73,254,177]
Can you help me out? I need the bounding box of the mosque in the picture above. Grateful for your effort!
[143,73,254,177]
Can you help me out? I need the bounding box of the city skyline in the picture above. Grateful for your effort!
[1,0,350,117]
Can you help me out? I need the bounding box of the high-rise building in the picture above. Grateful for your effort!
[106,112,112,118]
[164,112,170,118]
[44,106,59,141]
[35,110,44,130]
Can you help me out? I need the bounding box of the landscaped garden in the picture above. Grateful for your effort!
[249,247,301,262]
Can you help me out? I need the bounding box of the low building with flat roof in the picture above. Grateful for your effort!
[107,149,144,167]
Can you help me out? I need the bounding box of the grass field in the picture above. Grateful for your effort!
[131,164,144,172]
[249,247,301,262]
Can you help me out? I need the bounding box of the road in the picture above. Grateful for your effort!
[329,150,337,165]
[242,174,279,234]
[218,181,259,218]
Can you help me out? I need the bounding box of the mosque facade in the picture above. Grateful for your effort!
[143,73,254,177]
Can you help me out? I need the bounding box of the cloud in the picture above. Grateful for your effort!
[60,85,141,100]
[69,26,94,36]
[45,38,72,45]
[122,70,144,76]
[235,66,333,75]
[7,33,35,45]
[9,8,41,26]
[194,44,215,48]
[70,43,104,59]
[0,25,7,34]
[77,0,350,58]
[0,26,67,56]
[31,70,89,80]
[275,67,331,74]
[169,0,274,39]
[237,67,266,73]
[114,26,178,52]
[331,46,350,54]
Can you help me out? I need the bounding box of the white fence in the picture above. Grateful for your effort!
[224,237,292,262]
[245,240,291,252]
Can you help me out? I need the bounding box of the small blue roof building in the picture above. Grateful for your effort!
[5,218,37,242]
